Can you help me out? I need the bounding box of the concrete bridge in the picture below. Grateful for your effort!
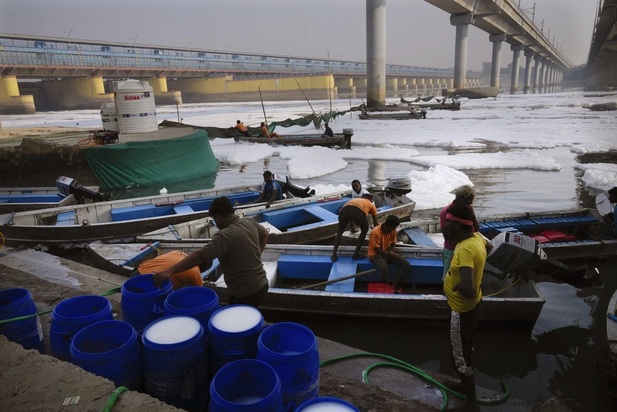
[0,0,571,114]
[587,0,617,87]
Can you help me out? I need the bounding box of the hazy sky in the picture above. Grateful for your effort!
[0,0,597,70]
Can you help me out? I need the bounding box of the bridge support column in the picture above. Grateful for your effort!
[410,78,418,95]
[538,59,546,93]
[43,75,113,110]
[0,76,35,115]
[147,77,182,105]
[450,13,474,89]
[335,77,356,98]
[366,0,386,107]
[419,78,426,95]
[387,77,398,98]
[489,33,506,90]
[532,56,542,93]
[510,44,523,94]
[400,78,409,96]
[523,49,534,94]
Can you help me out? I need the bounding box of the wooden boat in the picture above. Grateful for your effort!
[400,96,461,111]
[357,110,426,120]
[137,187,416,245]
[0,176,107,213]
[86,242,544,325]
[0,177,317,247]
[233,129,354,149]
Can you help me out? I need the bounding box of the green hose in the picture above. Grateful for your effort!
[102,386,129,412]
[320,352,509,412]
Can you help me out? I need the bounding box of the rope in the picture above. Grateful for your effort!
[484,277,521,297]
[102,386,129,412]
[0,230,4,250]
[320,352,509,412]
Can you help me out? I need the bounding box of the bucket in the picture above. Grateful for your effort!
[70,320,142,390]
[209,359,283,412]
[0,288,44,352]
[142,316,208,412]
[208,304,264,375]
[164,286,220,331]
[121,274,172,333]
[50,295,113,361]
[295,397,359,412]
[257,322,319,410]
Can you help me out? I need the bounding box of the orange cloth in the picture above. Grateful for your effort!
[368,224,398,258]
[343,197,378,217]
[235,123,248,133]
[138,250,203,289]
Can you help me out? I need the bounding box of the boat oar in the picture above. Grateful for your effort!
[297,269,376,291]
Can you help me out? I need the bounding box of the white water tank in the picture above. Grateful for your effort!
[100,102,119,132]
[113,79,158,134]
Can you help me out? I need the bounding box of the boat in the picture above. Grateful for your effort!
[137,185,416,245]
[400,96,462,111]
[86,242,544,325]
[233,128,354,149]
[0,176,108,213]
[603,287,617,396]
[0,176,316,247]
[358,110,426,120]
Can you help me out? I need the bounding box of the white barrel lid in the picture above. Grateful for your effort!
[299,400,356,411]
[144,316,201,345]
[210,306,262,333]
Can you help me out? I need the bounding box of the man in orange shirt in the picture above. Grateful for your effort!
[368,215,410,292]
[135,250,204,290]
[331,194,379,262]
[234,120,251,137]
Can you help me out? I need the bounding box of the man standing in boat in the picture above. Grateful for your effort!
[441,205,492,412]
[255,171,284,208]
[153,196,270,308]
[234,120,251,137]
[331,193,379,262]
[368,215,410,292]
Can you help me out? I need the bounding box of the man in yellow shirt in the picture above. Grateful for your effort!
[331,194,379,262]
[442,205,492,412]
[368,215,410,292]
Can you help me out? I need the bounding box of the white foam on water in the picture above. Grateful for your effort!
[299,401,356,412]
[210,306,262,333]
[144,316,201,345]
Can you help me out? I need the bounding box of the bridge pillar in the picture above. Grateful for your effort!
[387,77,398,98]
[366,0,386,107]
[399,78,409,96]
[489,33,506,90]
[0,75,36,115]
[532,56,542,94]
[450,13,474,89]
[510,44,523,94]
[335,77,356,98]
[43,75,113,110]
[418,78,427,95]
[410,78,418,95]
[538,59,546,94]
[147,77,182,106]
[523,49,534,94]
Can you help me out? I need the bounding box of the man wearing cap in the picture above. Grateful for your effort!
[331,193,379,262]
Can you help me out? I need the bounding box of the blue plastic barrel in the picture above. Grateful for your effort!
[210,359,283,412]
[164,286,219,331]
[0,288,44,352]
[257,322,319,410]
[121,274,172,333]
[142,316,208,412]
[295,397,359,411]
[50,295,113,361]
[207,304,264,376]
[70,320,142,390]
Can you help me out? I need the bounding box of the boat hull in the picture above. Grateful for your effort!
[234,132,352,149]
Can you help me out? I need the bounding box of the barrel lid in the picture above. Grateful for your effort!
[144,316,201,344]
[210,305,263,333]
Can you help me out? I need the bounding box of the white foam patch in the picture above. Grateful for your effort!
[210,305,262,333]
[145,316,201,344]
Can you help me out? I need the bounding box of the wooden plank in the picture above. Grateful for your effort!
[403,227,438,247]
[325,258,358,292]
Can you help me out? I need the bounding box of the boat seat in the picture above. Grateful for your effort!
[110,205,161,222]
[403,227,438,247]
[55,211,77,226]
[357,258,444,285]
[276,254,332,280]
[259,221,282,234]
[173,204,194,215]
[304,206,338,222]
[325,258,358,293]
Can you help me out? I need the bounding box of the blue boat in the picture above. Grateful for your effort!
[86,242,544,325]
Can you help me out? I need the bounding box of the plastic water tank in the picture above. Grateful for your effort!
[100,102,119,132]
[113,79,158,134]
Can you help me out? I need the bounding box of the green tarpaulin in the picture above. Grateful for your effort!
[83,129,219,190]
